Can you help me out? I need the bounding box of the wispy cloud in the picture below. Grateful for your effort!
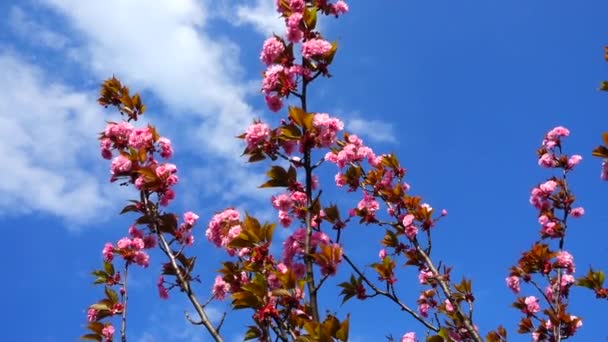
[30,0,277,212]
[233,0,285,37]
[346,114,397,144]
[0,53,119,224]
[8,6,69,50]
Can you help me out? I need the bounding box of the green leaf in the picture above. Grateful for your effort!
[335,315,350,341]
[103,262,115,276]
[244,326,262,341]
[592,145,608,158]
[260,165,290,188]
[105,286,119,304]
[90,303,110,311]
[426,335,445,342]
[304,6,317,30]
[80,334,102,341]
[288,106,314,131]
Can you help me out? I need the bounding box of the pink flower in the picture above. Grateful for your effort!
[547,126,570,140]
[271,193,294,212]
[158,137,173,159]
[206,209,241,248]
[128,127,154,149]
[278,210,292,227]
[402,214,415,227]
[184,211,199,226]
[101,324,115,340]
[445,299,454,312]
[401,332,416,342]
[404,224,418,239]
[110,155,132,176]
[418,269,434,284]
[379,249,387,260]
[524,296,540,314]
[357,193,380,216]
[128,225,144,238]
[102,243,114,262]
[245,122,271,150]
[313,113,344,147]
[331,0,349,16]
[506,275,520,293]
[262,65,288,94]
[160,188,175,206]
[418,303,430,317]
[260,37,285,66]
[104,121,133,147]
[131,237,145,250]
[212,275,231,300]
[289,0,305,12]
[157,276,169,299]
[538,153,556,168]
[133,251,150,267]
[567,154,582,169]
[286,13,303,42]
[87,308,97,322]
[561,274,575,290]
[570,207,584,218]
[265,94,283,112]
[555,251,575,274]
[117,237,131,249]
[301,39,333,59]
[100,138,113,159]
[539,180,557,193]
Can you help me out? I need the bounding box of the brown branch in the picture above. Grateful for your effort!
[342,253,439,332]
[121,263,129,342]
[141,191,224,342]
[415,245,483,342]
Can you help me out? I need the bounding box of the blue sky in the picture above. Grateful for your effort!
[1,1,607,341]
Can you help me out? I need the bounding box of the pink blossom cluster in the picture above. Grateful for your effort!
[537,126,582,169]
[271,190,307,227]
[356,192,380,223]
[282,227,333,269]
[523,296,540,315]
[301,38,333,59]
[101,121,178,206]
[259,1,348,111]
[102,225,157,268]
[400,332,416,342]
[245,122,271,150]
[417,290,437,318]
[325,134,377,189]
[260,37,285,66]
[206,209,242,251]
[101,324,115,342]
[212,275,231,300]
[312,113,345,147]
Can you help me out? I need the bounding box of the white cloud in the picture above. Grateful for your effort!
[347,116,397,144]
[233,0,285,37]
[41,0,253,157]
[8,6,69,49]
[0,53,119,223]
[37,0,277,210]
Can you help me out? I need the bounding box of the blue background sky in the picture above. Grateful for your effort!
[0,1,607,341]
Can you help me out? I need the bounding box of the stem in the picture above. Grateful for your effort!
[342,253,439,332]
[300,71,320,322]
[141,192,224,342]
[121,263,129,342]
[415,245,483,342]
